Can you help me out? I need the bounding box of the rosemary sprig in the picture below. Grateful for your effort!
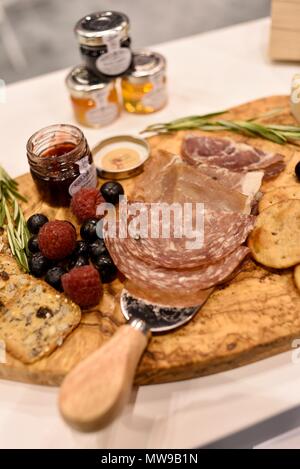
[0,166,30,272]
[141,109,300,145]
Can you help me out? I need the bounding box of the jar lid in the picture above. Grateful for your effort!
[125,50,166,83]
[75,11,130,47]
[66,65,111,94]
[92,135,150,180]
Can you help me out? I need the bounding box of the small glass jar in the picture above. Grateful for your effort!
[74,11,132,79]
[27,124,97,207]
[66,65,120,128]
[121,50,167,114]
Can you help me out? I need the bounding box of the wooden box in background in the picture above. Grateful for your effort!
[270,0,300,61]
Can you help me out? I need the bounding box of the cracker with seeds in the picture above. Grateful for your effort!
[0,280,81,363]
[259,186,300,212]
[249,199,300,268]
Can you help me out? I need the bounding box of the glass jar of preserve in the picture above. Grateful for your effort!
[27,124,97,207]
[121,50,167,114]
[74,11,132,79]
[66,65,120,128]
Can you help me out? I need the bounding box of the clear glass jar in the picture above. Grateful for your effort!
[121,50,167,114]
[66,65,120,128]
[27,124,97,207]
[74,11,132,79]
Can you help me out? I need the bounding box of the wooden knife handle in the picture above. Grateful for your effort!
[59,320,150,432]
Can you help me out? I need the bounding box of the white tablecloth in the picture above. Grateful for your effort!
[1,18,300,449]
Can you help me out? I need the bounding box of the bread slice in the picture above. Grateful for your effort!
[249,199,300,268]
[0,280,81,363]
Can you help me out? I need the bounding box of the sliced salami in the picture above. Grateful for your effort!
[105,226,250,291]
[114,203,255,268]
[181,135,285,178]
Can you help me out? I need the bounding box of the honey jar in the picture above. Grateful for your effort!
[66,65,120,128]
[74,11,132,79]
[121,50,167,114]
[27,124,97,207]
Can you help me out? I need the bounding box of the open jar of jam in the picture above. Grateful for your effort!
[74,11,132,79]
[121,50,167,114]
[27,124,97,207]
[66,65,120,128]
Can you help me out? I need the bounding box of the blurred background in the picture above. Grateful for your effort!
[1,0,270,84]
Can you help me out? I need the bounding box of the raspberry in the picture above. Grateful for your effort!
[38,220,76,260]
[71,188,104,223]
[62,265,102,307]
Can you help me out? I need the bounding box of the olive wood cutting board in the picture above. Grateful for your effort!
[1,95,300,386]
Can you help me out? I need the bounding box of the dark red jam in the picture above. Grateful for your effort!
[27,125,96,207]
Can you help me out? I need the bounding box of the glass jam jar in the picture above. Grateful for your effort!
[121,50,167,114]
[27,124,97,207]
[66,65,120,128]
[74,11,132,79]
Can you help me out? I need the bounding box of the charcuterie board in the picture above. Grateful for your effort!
[1,94,300,386]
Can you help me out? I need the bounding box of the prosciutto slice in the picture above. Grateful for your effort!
[181,135,285,179]
[133,150,250,213]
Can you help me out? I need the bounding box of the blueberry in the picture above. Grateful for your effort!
[89,239,108,261]
[100,181,124,205]
[28,235,39,254]
[295,162,300,181]
[74,240,90,258]
[29,252,50,278]
[27,213,48,234]
[80,218,99,242]
[45,266,66,291]
[92,254,118,283]
[69,255,89,270]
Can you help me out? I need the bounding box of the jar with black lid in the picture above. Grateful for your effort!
[74,11,132,79]
[27,124,97,207]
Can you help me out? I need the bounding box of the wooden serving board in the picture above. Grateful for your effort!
[1,95,300,386]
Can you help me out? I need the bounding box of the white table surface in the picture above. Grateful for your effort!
[1,17,300,449]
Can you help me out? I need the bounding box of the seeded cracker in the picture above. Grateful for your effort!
[259,186,300,212]
[249,199,300,268]
[0,276,81,364]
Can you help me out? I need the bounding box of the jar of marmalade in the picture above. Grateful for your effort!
[27,124,97,207]
[74,11,132,79]
[121,50,167,114]
[66,65,120,128]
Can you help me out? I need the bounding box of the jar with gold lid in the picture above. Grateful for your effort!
[74,11,132,79]
[27,124,97,207]
[121,50,167,114]
[66,65,120,128]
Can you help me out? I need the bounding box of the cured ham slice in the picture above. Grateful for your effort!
[133,150,250,213]
[114,203,255,268]
[181,135,285,178]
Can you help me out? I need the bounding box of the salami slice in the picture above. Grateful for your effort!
[105,227,250,291]
[125,279,213,307]
[181,135,285,178]
[114,203,255,268]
